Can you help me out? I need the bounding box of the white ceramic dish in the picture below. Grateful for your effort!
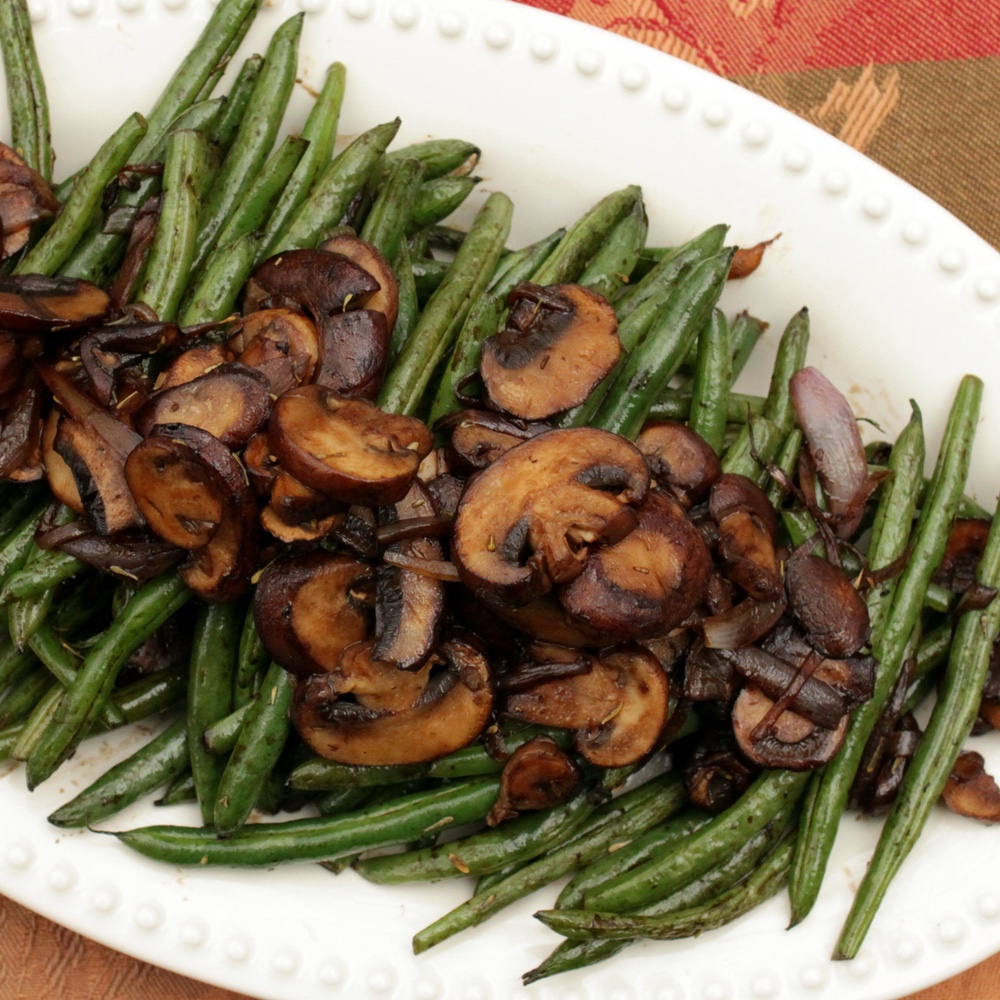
[3,2,1000,998]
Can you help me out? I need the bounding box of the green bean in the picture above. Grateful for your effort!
[410,254,449,302]
[267,118,401,255]
[136,128,212,320]
[213,661,294,836]
[201,701,249,755]
[766,427,803,509]
[836,491,1000,957]
[531,186,642,286]
[1,547,85,603]
[190,14,303,274]
[7,585,54,652]
[355,786,600,886]
[729,310,768,380]
[360,156,425,261]
[0,666,52,728]
[426,227,564,425]
[408,175,479,232]
[25,572,191,790]
[15,113,147,277]
[577,196,648,301]
[647,390,765,424]
[0,0,52,179]
[232,600,267,710]
[115,776,501,867]
[377,191,513,416]
[581,769,808,912]
[156,771,198,808]
[412,773,686,952]
[179,229,264,326]
[688,308,732,454]
[384,138,480,179]
[789,380,977,928]
[209,133,310,259]
[613,222,728,320]
[46,716,188,828]
[0,485,46,542]
[536,835,794,942]
[761,307,810,434]
[720,413,783,482]
[590,249,734,439]
[114,666,187,724]
[209,53,265,153]
[0,501,48,592]
[0,638,37,694]
[186,600,241,824]
[257,61,346,250]
[9,681,62,761]
[388,240,419,365]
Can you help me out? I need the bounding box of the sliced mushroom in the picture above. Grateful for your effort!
[374,481,445,669]
[732,682,848,770]
[486,735,583,826]
[784,552,870,658]
[244,248,381,317]
[253,551,376,676]
[228,307,319,396]
[313,308,389,400]
[708,473,782,601]
[0,273,111,333]
[135,362,271,449]
[154,342,234,390]
[292,631,494,765]
[451,427,649,607]
[267,385,432,505]
[0,141,59,259]
[259,470,346,543]
[479,282,620,420]
[41,409,84,513]
[558,490,712,641]
[125,423,257,602]
[320,233,400,334]
[242,432,280,497]
[437,408,552,473]
[0,371,45,483]
[38,522,183,580]
[79,321,179,406]
[636,421,721,507]
[934,518,991,594]
[502,643,670,767]
[684,728,756,812]
[941,750,1000,822]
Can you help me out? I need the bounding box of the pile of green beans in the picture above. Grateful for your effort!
[2,0,999,986]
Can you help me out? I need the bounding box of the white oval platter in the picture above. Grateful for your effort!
[2,2,1000,999]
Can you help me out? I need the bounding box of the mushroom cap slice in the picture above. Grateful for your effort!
[452,427,649,607]
[313,308,389,400]
[487,735,583,826]
[559,490,712,641]
[0,141,59,259]
[135,362,272,449]
[480,283,620,420]
[320,233,400,334]
[636,421,721,507]
[0,273,111,333]
[502,644,671,767]
[229,308,319,396]
[244,248,381,317]
[292,632,494,765]
[259,470,346,544]
[253,552,375,676]
[267,385,432,506]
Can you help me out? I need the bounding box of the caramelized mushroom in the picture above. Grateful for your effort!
[154,343,234,390]
[0,141,59,259]
[486,735,583,826]
[451,427,649,607]
[558,490,712,641]
[253,551,376,676]
[636,421,721,507]
[135,362,271,449]
[0,274,111,333]
[941,750,1000,822]
[784,552,870,658]
[313,308,389,400]
[438,408,551,473]
[292,631,494,765]
[228,307,319,396]
[259,470,346,543]
[79,321,179,406]
[267,385,432,506]
[479,282,620,420]
[502,643,670,767]
[320,233,400,334]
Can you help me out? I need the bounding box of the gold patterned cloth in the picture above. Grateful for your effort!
[3,1,1000,997]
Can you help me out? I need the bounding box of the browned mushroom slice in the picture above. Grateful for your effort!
[292,631,494,765]
[708,473,782,601]
[636,421,721,507]
[732,683,848,770]
[487,735,583,826]
[934,517,991,594]
[229,307,319,396]
[154,343,234,390]
[0,274,111,333]
[135,362,271,449]
[267,385,432,505]
[437,408,551,474]
[0,371,45,482]
[684,728,757,812]
[0,141,59,259]
[479,282,620,420]
[253,551,376,676]
[182,507,258,603]
[784,552,870,658]
[37,521,183,580]
[313,308,389,400]
[941,751,1000,822]
[42,409,84,513]
[244,248,381,316]
[259,470,345,544]
[79,321,179,406]
[0,335,24,398]
[488,592,612,648]
[451,427,649,607]
[374,481,445,669]
[503,644,670,767]
[242,432,280,497]
[558,490,712,641]
[320,233,400,333]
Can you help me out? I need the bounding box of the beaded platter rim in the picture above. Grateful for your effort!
[2,2,1000,999]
